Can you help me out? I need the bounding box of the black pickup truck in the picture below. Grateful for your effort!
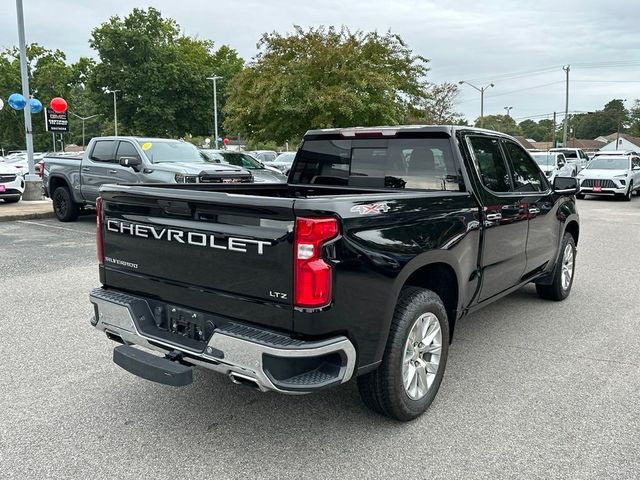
[90,126,580,421]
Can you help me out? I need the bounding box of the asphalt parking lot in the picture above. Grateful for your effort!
[1,198,639,480]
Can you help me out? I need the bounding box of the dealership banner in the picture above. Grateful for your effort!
[45,108,69,132]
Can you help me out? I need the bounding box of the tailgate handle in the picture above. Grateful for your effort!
[158,200,192,217]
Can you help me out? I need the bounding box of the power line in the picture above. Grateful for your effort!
[513,110,589,121]
[572,79,640,83]
[486,81,565,99]
[455,80,566,105]
[459,61,640,85]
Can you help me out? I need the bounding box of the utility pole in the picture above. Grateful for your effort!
[15,0,41,200]
[552,112,557,149]
[105,90,120,136]
[504,106,513,117]
[69,112,100,149]
[207,76,222,148]
[562,65,570,146]
[459,80,494,128]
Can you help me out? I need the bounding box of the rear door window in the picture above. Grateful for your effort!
[290,137,463,191]
[90,140,116,162]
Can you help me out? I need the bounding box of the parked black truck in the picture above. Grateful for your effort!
[90,126,580,421]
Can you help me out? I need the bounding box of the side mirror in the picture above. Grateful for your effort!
[558,160,565,168]
[633,165,640,171]
[553,176,580,195]
[119,156,142,170]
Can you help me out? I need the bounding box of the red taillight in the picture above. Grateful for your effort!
[294,217,339,308]
[96,197,104,265]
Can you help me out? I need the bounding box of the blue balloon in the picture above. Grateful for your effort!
[29,98,43,114]
[8,93,26,110]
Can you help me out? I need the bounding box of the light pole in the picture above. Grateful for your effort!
[15,0,40,200]
[459,80,494,128]
[207,76,222,148]
[69,112,100,149]
[504,106,513,117]
[105,89,120,136]
[562,65,570,146]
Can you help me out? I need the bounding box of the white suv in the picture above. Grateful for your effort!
[0,162,25,203]
[576,155,640,201]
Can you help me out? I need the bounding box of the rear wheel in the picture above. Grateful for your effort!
[536,232,576,301]
[52,186,79,222]
[357,287,449,421]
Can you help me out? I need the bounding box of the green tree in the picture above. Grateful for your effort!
[518,118,556,141]
[88,7,243,138]
[476,114,522,136]
[571,99,629,139]
[407,82,464,124]
[628,99,640,136]
[0,44,97,151]
[223,26,429,144]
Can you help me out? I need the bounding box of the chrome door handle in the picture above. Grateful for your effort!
[486,213,502,221]
[108,169,118,174]
[529,207,540,215]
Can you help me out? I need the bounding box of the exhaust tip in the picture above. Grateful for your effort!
[229,372,260,390]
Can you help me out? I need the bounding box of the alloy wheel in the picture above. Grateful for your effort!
[54,192,67,217]
[402,312,442,400]
[561,243,574,291]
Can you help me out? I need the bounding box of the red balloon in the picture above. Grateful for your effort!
[50,97,68,113]
[223,137,229,145]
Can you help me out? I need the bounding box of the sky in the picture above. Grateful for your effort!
[2,0,639,126]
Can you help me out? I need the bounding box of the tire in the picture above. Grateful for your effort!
[576,193,585,200]
[623,182,633,201]
[2,195,21,203]
[357,287,450,421]
[536,232,576,301]
[52,185,80,222]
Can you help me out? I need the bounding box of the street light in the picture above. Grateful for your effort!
[105,89,120,136]
[206,76,222,148]
[459,80,495,128]
[504,106,513,117]
[69,112,100,148]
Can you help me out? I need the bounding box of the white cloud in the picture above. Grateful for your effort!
[1,0,639,126]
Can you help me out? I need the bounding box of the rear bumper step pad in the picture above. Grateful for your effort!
[113,345,193,387]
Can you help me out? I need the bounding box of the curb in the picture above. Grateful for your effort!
[0,210,56,222]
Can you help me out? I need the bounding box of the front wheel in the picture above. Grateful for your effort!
[2,195,21,203]
[536,232,576,301]
[357,287,449,421]
[623,182,633,201]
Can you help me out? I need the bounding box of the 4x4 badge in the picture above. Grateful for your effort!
[350,202,390,215]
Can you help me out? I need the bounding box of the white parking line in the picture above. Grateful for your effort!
[17,220,94,235]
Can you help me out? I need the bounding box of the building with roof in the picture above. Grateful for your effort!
[599,133,640,152]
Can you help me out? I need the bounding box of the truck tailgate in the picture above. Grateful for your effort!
[99,186,295,331]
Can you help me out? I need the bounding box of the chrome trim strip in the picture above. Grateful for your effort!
[90,292,356,394]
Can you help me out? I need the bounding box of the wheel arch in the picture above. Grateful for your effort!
[372,252,467,367]
[48,175,71,195]
[564,219,579,245]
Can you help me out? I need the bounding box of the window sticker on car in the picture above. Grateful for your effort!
[141,142,152,151]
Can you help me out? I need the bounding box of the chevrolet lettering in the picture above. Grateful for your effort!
[106,219,271,254]
[91,126,580,421]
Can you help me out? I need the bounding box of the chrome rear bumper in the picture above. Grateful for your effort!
[89,288,356,394]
